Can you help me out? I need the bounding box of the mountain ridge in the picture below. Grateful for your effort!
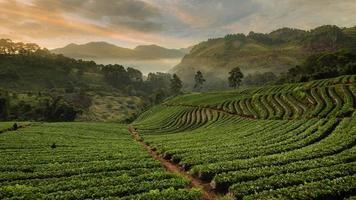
[51,42,188,60]
[170,25,356,89]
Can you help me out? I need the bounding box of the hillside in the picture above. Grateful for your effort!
[0,39,178,122]
[132,75,356,199]
[0,51,144,122]
[51,42,186,60]
[1,75,355,200]
[171,25,356,89]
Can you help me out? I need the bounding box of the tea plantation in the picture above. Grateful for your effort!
[0,123,200,199]
[133,75,356,200]
[1,75,355,200]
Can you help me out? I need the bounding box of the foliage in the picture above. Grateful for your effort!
[283,50,356,83]
[146,72,172,93]
[228,67,244,88]
[0,92,80,122]
[0,91,10,120]
[170,74,183,95]
[172,25,356,90]
[194,71,205,91]
[303,25,347,52]
[102,64,130,88]
[243,72,277,86]
[0,39,41,54]
[0,39,177,121]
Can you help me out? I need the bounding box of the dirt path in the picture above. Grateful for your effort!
[128,126,218,200]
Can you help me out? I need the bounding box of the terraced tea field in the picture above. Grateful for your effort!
[133,75,356,200]
[0,123,201,199]
[1,75,355,200]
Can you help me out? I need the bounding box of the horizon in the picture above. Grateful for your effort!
[38,24,356,50]
[0,0,355,49]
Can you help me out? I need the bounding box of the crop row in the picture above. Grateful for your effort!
[0,123,201,199]
[212,85,355,120]
[133,78,356,199]
[135,110,355,198]
[165,75,356,106]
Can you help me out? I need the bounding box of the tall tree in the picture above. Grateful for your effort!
[194,71,205,91]
[170,74,183,95]
[228,67,244,88]
[127,67,143,82]
[0,96,9,120]
[146,72,171,91]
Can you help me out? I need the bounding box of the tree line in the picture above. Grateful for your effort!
[191,67,244,92]
[0,39,185,122]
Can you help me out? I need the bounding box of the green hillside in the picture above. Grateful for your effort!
[132,75,356,199]
[0,52,144,122]
[172,25,356,89]
[1,75,355,200]
[0,39,177,122]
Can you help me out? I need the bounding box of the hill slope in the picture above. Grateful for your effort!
[171,25,356,89]
[132,75,356,199]
[0,40,175,122]
[51,42,186,60]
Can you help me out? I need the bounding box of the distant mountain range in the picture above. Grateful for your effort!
[51,42,189,60]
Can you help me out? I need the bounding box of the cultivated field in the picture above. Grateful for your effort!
[133,75,356,199]
[0,123,200,199]
[1,75,355,200]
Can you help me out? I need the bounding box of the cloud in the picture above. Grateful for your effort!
[32,0,163,32]
[0,0,184,48]
[0,0,355,49]
[225,0,356,33]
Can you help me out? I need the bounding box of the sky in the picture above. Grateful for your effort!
[0,0,355,49]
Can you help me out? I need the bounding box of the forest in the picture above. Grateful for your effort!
[0,39,182,122]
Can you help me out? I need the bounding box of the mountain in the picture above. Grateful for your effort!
[171,25,356,90]
[133,44,186,59]
[51,42,186,60]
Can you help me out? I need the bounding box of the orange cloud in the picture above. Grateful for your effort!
[0,0,191,48]
[163,2,212,29]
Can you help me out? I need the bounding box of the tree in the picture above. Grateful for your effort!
[194,71,205,91]
[102,64,130,88]
[228,67,244,88]
[150,89,167,105]
[282,50,356,83]
[0,96,9,120]
[146,72,171,92]
[127,67,143,82]
[170,74,183,95]
[12,123,18,130]
[243,72,277,86]
[0,90,10,120]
